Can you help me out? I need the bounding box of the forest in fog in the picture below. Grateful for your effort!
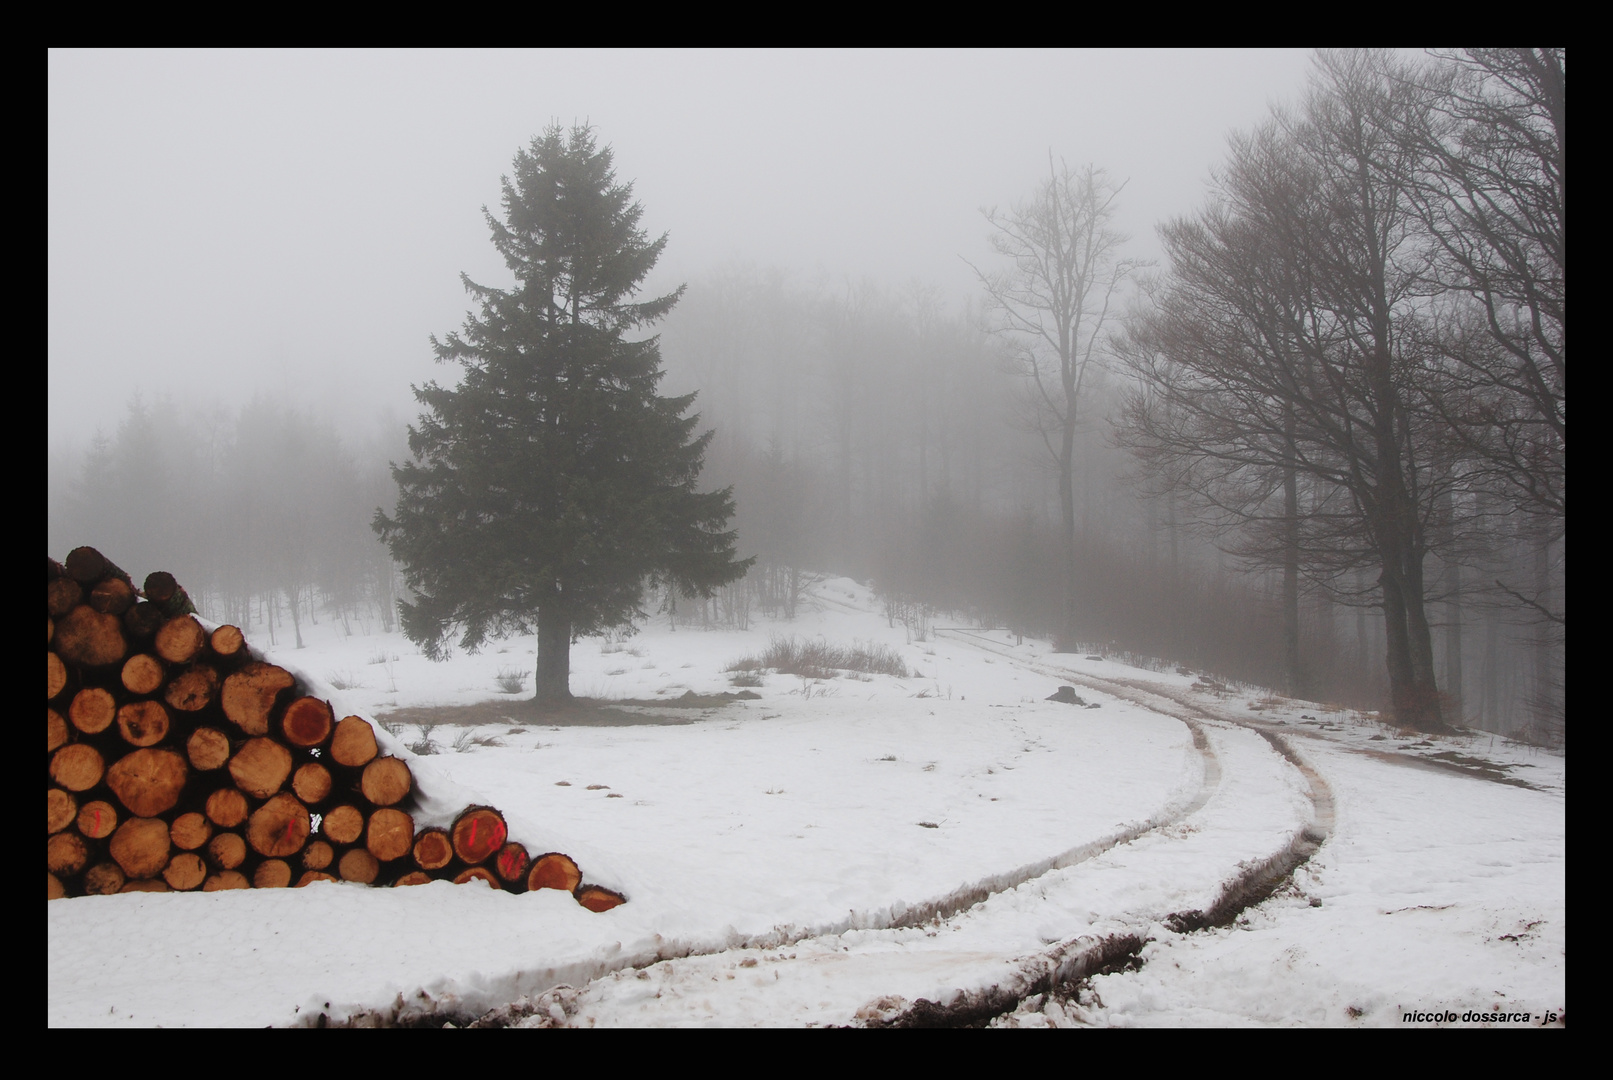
[46,50,1563,744]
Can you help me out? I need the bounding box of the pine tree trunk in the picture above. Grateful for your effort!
[535,599,572,703]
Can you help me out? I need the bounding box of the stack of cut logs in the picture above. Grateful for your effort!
[48,547,624,911]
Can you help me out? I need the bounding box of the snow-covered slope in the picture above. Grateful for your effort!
[47,579,1565,1027]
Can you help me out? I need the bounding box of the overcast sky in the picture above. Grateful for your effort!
[48,48,1319,445]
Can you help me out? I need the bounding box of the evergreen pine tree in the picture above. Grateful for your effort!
[374,124,751,702]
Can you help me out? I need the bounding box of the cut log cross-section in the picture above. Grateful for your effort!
[253,859,293,889]
[205,788,250,829]
[186,727,231,772]
[143,571,197,617]
[55,606,127,668]
[164,665,220,712]
[412,828,453,871]
[330,715,378,767]
[527,852,582,894]
[208,832,247,870]
[48,710,69,753]
[451,807,508,866]
[301,841,335,871]
[48,578,83,619]
[246,794,311,858]
[77,800,118,840]
[48,652,68,701]
[65,546,128,585]
[83,862,125,895]
[229,737,293,799]
[366,807,415,863]
[495,842,530,884]
[291,763,332,805]
[154,616,207,665]
[339,848,381,884]
[109,817,172,880]
[89,576,136,616]
[209,625,246,660]
[48,788,77,835]
[69,687,116,734]
[576,886,627,913]
[105,748,188,817]
[222,663,296,736]
[123,602,167,642]
[117,701,170,747]
[50,744,105,793]
[121,654,165,696]
[280,697,334,748]
[321,805,365,846]
[360,757,413,807]
[170,812,211,851]
[163,853,207,891]
[47,832,90,876]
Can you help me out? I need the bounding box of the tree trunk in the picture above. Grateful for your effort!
[1282,406,1302,697]
[1058,423,1077,650]
[1530,525,1560,739]
[535,597,572,703]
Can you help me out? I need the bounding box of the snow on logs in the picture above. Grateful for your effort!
[48,548,623,911]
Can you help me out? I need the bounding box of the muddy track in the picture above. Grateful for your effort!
[935,628,1544,791]
[353,625,1319,1028]
[859,631,1340,1028]
[335,688,1222,1028]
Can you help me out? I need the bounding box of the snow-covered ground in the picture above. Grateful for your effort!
[47,579,1565,1027]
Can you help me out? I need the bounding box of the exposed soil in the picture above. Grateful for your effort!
[375,690,760,729]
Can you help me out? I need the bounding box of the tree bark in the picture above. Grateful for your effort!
[535,597,573,703]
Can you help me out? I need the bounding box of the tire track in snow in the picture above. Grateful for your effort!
[341,662,1222,1028]
[496,629,1307,1029]
[852,631,1338,1028]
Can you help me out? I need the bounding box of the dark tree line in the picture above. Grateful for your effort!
[48,396,406,647]
[1116,49,1563,739]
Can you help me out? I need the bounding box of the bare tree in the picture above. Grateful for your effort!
[975,159,1143,648]
[1119,52,1464,733]
[1410,49,1564,534]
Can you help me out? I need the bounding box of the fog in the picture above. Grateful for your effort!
[49,48,1315,439]
[47,49,1561,741]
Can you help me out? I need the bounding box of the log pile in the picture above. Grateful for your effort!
[48,548,625,912]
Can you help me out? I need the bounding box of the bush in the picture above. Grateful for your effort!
[408,723,439,756]
[496,666,529,694]
[326,670,363,691]
[726,635,912,680]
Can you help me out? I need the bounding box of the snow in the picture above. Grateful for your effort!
[47,579,1565,1027]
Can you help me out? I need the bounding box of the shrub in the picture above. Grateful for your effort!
[408,723,439,756]
[726,635,912,680]
[326,670,363,691]
[496,666,529,694]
